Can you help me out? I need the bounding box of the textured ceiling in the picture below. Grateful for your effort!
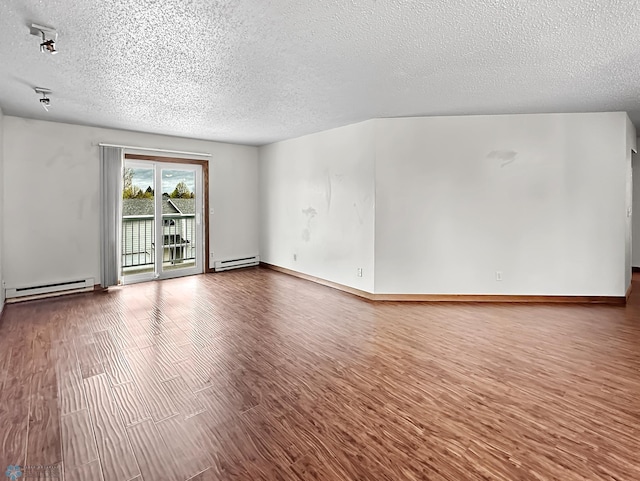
[1,0,640,146]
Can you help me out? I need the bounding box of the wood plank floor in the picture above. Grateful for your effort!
[1,267,639,481]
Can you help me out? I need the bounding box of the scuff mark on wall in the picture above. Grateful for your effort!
[353,202,364,225]
[302,206,317,242]
[302,207,317,218]
[46,149,69,167]
[487,150,518,167]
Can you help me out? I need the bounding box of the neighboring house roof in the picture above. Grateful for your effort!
[123,198,195,216]
[168,198,196,215]
[163,200,181,215]
[123,199,154,216]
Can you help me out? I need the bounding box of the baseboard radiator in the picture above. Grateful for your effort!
[214,256,260,272]
[5,277,95,301]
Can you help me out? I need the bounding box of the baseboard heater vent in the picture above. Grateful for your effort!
[6,277,95,300]
[214,256,260,272]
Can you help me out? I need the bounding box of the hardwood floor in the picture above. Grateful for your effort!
[1,267,639,480]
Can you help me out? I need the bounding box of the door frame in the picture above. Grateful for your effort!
[124,153,211,272]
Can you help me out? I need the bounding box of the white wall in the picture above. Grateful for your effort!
[259,113,630,297]
[3,117,258,289]
[632,145,640,268]
[259,121,375,292]
[0,107,4,311]
[374,113,629,296]
[624,119,637,289]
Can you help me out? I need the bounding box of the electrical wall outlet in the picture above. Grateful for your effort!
[496,271,502,281]
[293,254,297,261]
[357,268,363,277]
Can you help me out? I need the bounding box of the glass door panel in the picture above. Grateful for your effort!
[158,165,203,279]
[121,162,157,284]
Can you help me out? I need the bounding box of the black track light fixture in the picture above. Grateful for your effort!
[35,88,52,111]
[30,24,58,55]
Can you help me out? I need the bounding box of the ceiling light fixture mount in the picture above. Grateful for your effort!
[35,87,52,111]
[30,23,58,55]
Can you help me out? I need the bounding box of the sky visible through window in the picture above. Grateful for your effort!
[131,168,196,195]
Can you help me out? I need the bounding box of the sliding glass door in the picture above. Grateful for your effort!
[121,160,204,284]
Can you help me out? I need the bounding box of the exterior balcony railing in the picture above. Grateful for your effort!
[122,215,196,273]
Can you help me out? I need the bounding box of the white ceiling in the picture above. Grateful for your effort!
[1,0,639,146]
